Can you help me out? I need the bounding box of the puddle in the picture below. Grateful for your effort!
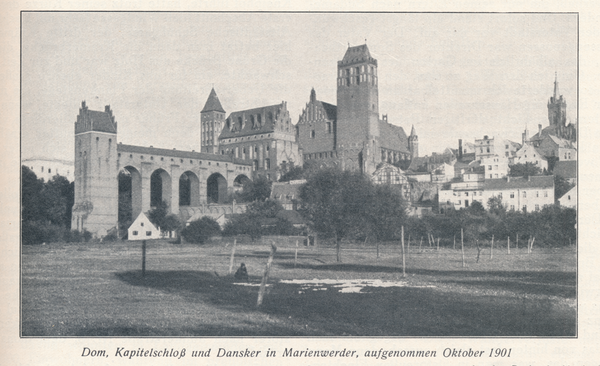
[279,279,436,294]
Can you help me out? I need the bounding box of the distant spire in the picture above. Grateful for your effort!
[410,125,417,137]
[310,88,316,102]
[554,72,559,99]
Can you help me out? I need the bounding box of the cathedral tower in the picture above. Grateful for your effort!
[336,44,380,172]
[72,101,118,237]
[201,88,226,153]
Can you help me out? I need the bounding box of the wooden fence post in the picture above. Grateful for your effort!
[419,237,423,251]
[228,239,237,274]
[142,240,147,277]
[401,226,406,277]
[507,236,510,254]
[257,244,277,307]
[461,228,465,268]
[453,235,456,250]
[516,233,519,250]
[295,240,298,267]
[530,237,535,254]
[490,234,494,259]
[407,234,411,256]
[437,237,440,251]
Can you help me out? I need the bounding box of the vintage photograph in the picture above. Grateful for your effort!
[20,12,577,337]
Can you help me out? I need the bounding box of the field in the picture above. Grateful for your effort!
[21,236,576,337]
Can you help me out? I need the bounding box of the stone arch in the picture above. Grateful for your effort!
[118,166,142,233]
[179,171,200,207]
[207,172,227,204]
[233,174,250,192]
[151,168,172,208]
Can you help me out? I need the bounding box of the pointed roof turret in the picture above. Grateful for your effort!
[201,88,225,113]
[553,72,560,99]
[310,88,316,102]
[410,125,417,137]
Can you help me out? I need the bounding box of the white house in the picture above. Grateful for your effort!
[440,175,554,213]
[558,185,577,209]
[23,157,75,182]
[128,212,161,240]
[513,143,548,171]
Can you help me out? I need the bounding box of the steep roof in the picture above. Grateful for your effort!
[87,110,117,133]
[483,175,554,191]
[219,102,292,139]
[321,102,337,121]
[201,88,226,113]
[270,180,305,202]
[341,44,373,65]
[553,160,577,179]
[378,121,409,153]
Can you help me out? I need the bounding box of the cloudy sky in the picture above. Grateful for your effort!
[21,12,577,161]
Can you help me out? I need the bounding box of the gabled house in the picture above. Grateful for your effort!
[558,185,577,209]
[512,143,548,171]
[128,212,161,241]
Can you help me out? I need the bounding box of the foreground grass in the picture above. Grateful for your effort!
[21,237,576,336]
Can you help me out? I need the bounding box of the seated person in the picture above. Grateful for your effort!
[234,263,249,282]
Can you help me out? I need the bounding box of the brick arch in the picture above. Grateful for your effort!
[179,170,200,207]
[151,168,172,208]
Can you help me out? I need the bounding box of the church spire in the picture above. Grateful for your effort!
[553,72,559,100]
[410,124,417,137]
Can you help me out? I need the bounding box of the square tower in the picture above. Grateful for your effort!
[336,44,380,172]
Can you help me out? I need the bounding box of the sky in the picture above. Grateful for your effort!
[21,12,577,161]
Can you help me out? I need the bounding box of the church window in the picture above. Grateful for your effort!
[356,76,360,84]
[257,114,262,125]
[356,67,360,75]
[311,130,315,138]
[346,77,351,86]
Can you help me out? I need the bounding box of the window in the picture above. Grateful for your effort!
[510,192,515,198]
[544,191,548,197]
[488,165,492,170]
[48,168,51,173]
[146,231,152,236]
[41,167,44,172]
[522,205,527,213]
[510,205,515,211]
[487,147,490,153]
[536,191,539,197]
[523,191,527,198]
[311,130,316,138]
[132,231,138,236]
[265,159,270,169]
[326,122,332,133]
[490,174,493,179]
[535,204,540,211]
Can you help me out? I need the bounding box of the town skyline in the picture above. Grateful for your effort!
[21,12,577,162]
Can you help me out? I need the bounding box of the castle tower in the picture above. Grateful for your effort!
[408,125,419,159]
[336,44,379,172]
[200,88,226,153]
[547,72,567,130]
[72,101,118,238]
[522,126,530,145]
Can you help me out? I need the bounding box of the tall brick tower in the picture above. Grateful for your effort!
[71,101,118,237]
[547,72,567,130]
[336,44,380,173]
[200,88,226,153]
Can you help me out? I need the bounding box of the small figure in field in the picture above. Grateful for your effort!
[234,263,249,282]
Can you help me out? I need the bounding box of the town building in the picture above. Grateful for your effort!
[439,175,554,213]
[558,185,577,209]
[23,157,75,182]
[474,135,520,160]
[553,160,577,184]
[512,143,548,171]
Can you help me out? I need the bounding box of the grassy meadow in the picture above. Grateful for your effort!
[21,236,576,337]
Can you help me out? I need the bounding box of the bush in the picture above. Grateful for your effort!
[182,216,221,244]
[22,220,66,245]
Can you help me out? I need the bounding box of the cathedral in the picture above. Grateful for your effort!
[202,44,417,177]
[296,44,416,174]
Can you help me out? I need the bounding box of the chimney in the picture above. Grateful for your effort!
[458,139,463,160]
